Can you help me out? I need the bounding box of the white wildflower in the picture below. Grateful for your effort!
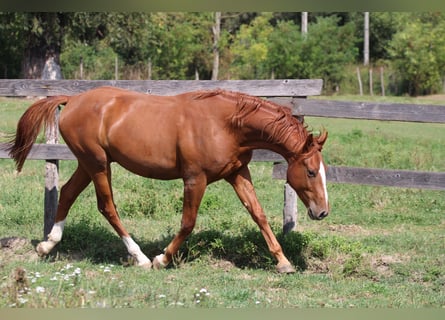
[17,297,28,304]
[35,286,46,293]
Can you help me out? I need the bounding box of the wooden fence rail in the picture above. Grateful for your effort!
[2,143,444,191]
[1,79,444,238]
[0,79,323,97]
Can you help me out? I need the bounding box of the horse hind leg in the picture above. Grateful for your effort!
[92,164,152,269]
[36,164,91,256]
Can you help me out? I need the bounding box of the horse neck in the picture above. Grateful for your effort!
[236,108,305,159]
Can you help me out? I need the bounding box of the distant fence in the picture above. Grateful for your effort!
[0,79,444,237]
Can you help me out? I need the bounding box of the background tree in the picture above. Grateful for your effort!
[0,13,23,78]
[388,12,445,95]
[230,13,274,79]
[0,12,71,79]
[1,12,444,95]
[300,15,358,92]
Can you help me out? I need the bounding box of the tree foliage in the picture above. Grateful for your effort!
[229,14,358,92]
[388,13,445,95]
[0,12,444,95]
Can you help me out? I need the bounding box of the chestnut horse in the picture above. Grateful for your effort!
[7,86,329,273]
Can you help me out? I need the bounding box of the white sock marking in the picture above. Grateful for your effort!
[48,220,65,242]
[319,161,329,207]
[122,236,151,266]
[37,220,66,255]
[155,253,167,267]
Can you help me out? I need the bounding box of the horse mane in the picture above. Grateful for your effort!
[194,89,326,157]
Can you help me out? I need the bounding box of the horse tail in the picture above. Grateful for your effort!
[6,95,70,172]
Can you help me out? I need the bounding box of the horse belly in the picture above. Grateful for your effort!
[107,138,181,180]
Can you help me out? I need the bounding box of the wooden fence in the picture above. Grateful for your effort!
[1,79,444,237]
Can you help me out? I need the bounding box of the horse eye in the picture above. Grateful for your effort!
[307,169,316,178]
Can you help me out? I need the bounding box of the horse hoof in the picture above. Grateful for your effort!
[138,261,153,270]
[35,242,50,257]
[153,254,167,270]
[276,263,296,274]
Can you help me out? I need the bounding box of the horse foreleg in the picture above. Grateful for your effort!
[36,165,91,256]
[153,175,207,269]
[226,167,296,274]
[93,166,152,269]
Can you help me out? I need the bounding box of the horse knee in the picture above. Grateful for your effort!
[180,221,195,235]
[179,214,197,236]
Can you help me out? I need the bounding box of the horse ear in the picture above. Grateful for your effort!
[293,114,304,124]
[317,130,328,146]
[306,133,314,147]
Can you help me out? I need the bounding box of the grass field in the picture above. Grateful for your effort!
[0,96,444,308]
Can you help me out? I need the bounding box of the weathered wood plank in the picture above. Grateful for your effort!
[43,110,59,241]
[272,163,445,190]
[3,143,445,190]
[287,99,445,123]
[0,143,76,160]
[0,144,285,162]
[0,79,323,97]
[283,183,297,234]
[252,149,284,162]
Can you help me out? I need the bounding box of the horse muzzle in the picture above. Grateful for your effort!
[307,208,329,220]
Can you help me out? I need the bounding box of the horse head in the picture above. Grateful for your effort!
[286,131,330,220]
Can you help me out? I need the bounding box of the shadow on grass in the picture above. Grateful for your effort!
[37,221,311,271]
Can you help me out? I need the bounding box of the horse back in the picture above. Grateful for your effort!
[58,87,242,180]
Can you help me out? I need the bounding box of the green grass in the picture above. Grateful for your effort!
[0,96,444,308]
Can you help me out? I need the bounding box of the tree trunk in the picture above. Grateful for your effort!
[301,12,308,35]
[364,12,370,66]
[21,13,66,79]
[211,12,221,80]
[22,47,59,79]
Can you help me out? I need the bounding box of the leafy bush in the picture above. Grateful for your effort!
[388,14,445,95]
[60,41,117,80]
[230,14,358,93]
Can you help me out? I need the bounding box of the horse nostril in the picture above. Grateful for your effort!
[319,211,328,219]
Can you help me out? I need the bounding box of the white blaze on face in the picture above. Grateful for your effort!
[319,161,328,207]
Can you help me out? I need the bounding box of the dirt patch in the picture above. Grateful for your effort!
[0,237,40,264]
[327,224,371,236]
[210,259,235,272]
[416,94,445,101]
[370,254,408,277]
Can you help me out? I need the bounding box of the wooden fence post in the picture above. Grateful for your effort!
[356,67,363,96]
[282,182,297,234]
[380,66,385,96]
[43,108,59,240]
[369,68,374,96]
